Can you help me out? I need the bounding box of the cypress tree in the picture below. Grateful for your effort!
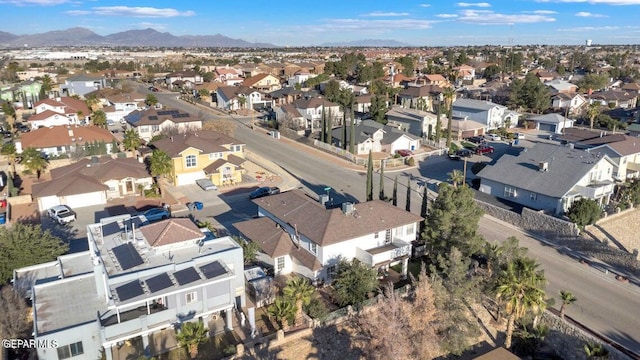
[349,105,355,154]
[405,178,411,212]
[320,103,326,143]
[420,184,429,233]
[392,176,398,206]
[366,150,373,201]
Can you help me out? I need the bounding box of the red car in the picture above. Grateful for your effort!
[396,149,414,157]
[475,145,495,155]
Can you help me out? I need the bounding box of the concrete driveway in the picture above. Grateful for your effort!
[167,183,224,206]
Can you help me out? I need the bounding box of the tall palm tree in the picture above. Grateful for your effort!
[495,257,547,349]
[1,142,17,175]
[443,86,456,148]
[21,147,48,179]
[91,110,107,128]
[447,169,464,188]
[176,320,209,359]
[587,102,601,131]
[559,290,577,320]
[122,129,141,157]
[149,149,173,193]
[268,297,296,329]
[85,94,100,113]
[283,277,315,323]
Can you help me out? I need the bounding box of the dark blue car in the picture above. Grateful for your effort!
[142,207,170,223]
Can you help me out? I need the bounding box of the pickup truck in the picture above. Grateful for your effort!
[475,145,495,155]
[48,205,76,225]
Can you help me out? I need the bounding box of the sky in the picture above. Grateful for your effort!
[1,0,640,46]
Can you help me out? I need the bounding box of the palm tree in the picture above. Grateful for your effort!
[443,86,456,148]
[1,142,17,175]
[447,169,464,188]
[2,102,16,129]
[283,277,315,323]
[85,94,100,113]
[21,147,48,179]
[176,320,209,359]
[238,96,247,112]
[268,297,296,329]
[495,257,547,349]
[587,102,601,131]
[559,290,577,320]
[91,110,107,128]
[122,129,141,157]
[149,149,173,193]
[584,342,609,359]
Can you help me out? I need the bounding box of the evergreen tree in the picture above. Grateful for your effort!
[333,258,378,308]
[420,184,428,233]
[405,178,411,212]
[111,139,119,154]
[366,151,373,201]
[435,104,442,144]
[320,103,326,143]
[392,176,398,206]
[378,162,385,200]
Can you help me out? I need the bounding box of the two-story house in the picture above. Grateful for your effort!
[28,97,90,129]
[124,108,203,142]
[214,66,244,86]
[165,71,203,89]
[150,130,246,186]
[274,104,306,130]
[103,93,146,124]
[235,190,423,284]
[242,73,281,92]
[385,106,438,139]
[397,85,444,112]
[215,86,270,111]
[331,120,421,155]
[61,74,107,97]
[15,216,244,360]
[477,143,616,215]
[588,135,640,181]
[292,97,341,131]
[452,98,520,130]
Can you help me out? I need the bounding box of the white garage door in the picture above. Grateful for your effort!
[63,191,106,209]
[176,171,206,186]
[38,196,61,212]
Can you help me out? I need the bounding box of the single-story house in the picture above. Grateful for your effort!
[528,113,574,134]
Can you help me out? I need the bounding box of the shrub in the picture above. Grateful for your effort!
[407,157,415,166]
[304,296,329,320]
[567,198,602,227]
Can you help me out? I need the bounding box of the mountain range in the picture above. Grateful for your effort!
[0,27,413,48]
[0,27,277,48]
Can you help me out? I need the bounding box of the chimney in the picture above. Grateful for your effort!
[539,161,549,172]
[68,129,74,137]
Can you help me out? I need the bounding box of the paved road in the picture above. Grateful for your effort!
[151,86,640,354]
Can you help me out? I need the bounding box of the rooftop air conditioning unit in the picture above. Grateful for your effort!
[539,161,549,172]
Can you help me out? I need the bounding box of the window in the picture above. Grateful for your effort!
[185,155,197,168]
[504,186,517,198]
[405,223,415,236]
[374,232,379,239]
[530,193,537,201]
[151,124,160,132]
[385,229,392,244]
[233,145,242,152]
[276,256,285,271]
[57,341,84,359]
[209,152,222,160]
[394,227,402,237]
[310,242,317,254]
[185,291,197,304]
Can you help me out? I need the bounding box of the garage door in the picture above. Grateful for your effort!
[461,130,475,139]
[63,191,106,209]
[38,196,60,212]
[538,123,556,132]
[176,171,206,186]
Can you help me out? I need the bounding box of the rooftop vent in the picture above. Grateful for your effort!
[341,202,355,215]
[539,161,549,172]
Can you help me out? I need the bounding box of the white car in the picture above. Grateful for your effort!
[485,133,501,141]
[514,132,525,140]
[47,205,76,225]
[196,178,218,191]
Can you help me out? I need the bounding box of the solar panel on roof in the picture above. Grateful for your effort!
[173,267,200,285]
[145,273,173,293]
[115,280,144,301]
[200,261,227,279]
[148,115,158,121]
[157,110,169,116]
[170,110,179,115]
[102,221,121,237]
[124,217,144,230]
[112,243,144,270]
[171,113,180,119]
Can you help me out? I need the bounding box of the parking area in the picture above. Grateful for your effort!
[165,183,227,207]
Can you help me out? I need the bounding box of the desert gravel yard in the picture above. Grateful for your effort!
[590,209,640,253]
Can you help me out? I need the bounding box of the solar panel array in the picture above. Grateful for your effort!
[112,243,144,270]
[200,261,227,279]
[145,272,173,293]
[148,115,158,121]
[102,221,121,237]
[157,110,180,116]
[115,280,144,301]
[173,267,200,285]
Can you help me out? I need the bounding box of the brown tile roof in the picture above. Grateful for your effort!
[203,156,244,174]
[242,73,270,87]
[399,85,443,98]
[32,174,108,197]
[292,97,338,109]
[28,110,63,122]
[20,125,117,149]
[600,135,640,156]
[252,190,423,247]
[140,218,205,247]
[151,130,241,157]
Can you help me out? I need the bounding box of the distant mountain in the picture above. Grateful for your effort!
[320,39,413,47]
[0,27,277,48]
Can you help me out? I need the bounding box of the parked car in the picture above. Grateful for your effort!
[249,186,281,199]
[475,145,495,155]
[514,132,525,140]
[466,136,485,144]
[141,207,170,223]
[196,178,218,191]
[16,123,30,133]
[484,133,501,141]
[395,149,414,157]
[455,149,474,158]
[47,205,76,225]
[448,152,462,161]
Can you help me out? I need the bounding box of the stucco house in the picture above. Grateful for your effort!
[215,86,271,111]
[61,74,107,97]
[385,106,438,138]
[235,190,423,283]
[103,93,146,124]
[164,71,203,89]
[528,113,574,134]
[274,104,306,130]
[150,130,246,186]
[16,125,118,157]
[32,157,153,211]
[28,97,90,129]
[331,120,421,155]
[292,97,341,131]
[214,66,244,86]
[397,85,444,112]
[587,135,640,181]
[551,93,587,114]
[452,98,520,130]
[15,216,244,360]
[242,73,281,92]
[477,143,616,215]
[124,108,203,142]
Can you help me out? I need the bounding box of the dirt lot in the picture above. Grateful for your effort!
[591,208,640,253]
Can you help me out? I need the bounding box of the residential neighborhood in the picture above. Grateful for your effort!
[2,28,640,360]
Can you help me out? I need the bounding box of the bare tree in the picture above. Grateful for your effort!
[0,285,30,339]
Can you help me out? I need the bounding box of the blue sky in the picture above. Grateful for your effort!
[1,0,640,46]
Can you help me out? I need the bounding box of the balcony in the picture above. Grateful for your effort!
[576,180,614,199]
[358,240,411,268]
[102,306,176,341]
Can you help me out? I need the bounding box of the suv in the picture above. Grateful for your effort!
[141,207,170,223]
[466,136,485,144]
[475,145,495,155]
[249,186,281,199]
[48,205,76,225]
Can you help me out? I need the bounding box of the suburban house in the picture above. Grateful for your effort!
[397,85,444,112]
[214,66,244,86]
[452,98,520,130]
[150,130,246,186]
[16,125,118,157]
[331,120,421,155]
[385,106,438,138]
[215,86,270,111]
[32,157,153,211]
[235,190,423,283]
[103,93,146,124]
[287,71,316,87]
[354,94,372,113]
[551,93,587,114]
[545,79,578,94]
[274,104,306,130]
[242,73,281,92]
[583,135,640,181]
[423,74,450,87]
[292,97,341,131]
[528,113,574,134]
[164,71,203,89]
[454,64,476,82]
[124,108,203,142]
[267,87,303,106]
[61,74,107,97]
[0,80,42,108]
[450,116,488,139]
[590,90,638,109]
[15,216,244,360]
[477,143,616,215]
[28,97,90,129]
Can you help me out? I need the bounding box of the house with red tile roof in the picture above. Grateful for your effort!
[29,97,90,129]
[16,125,118,157]
[214,66,244,86]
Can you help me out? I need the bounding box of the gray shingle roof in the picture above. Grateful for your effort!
[453,98,505,112]
[477,143,613,198]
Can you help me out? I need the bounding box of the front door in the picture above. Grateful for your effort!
[125,180,134,194]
